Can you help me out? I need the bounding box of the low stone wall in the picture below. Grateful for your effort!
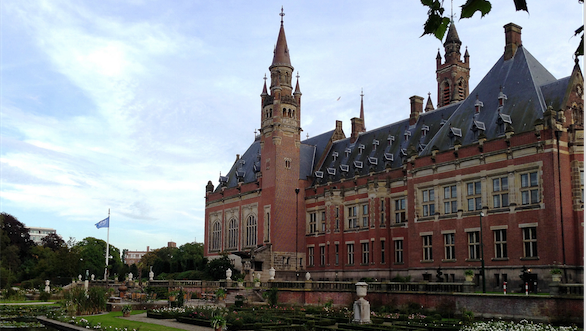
[277,290,583,324]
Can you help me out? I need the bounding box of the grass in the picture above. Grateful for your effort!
[81,310,188,331]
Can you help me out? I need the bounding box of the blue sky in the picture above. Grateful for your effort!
[1,1,582,252]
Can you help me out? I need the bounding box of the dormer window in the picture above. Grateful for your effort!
[440,118,447,127]
[384,153,394,161]
[418,143,427,152]
[372,139,379,150]
[387,135,395,145]
[253,161,261,172]
[358,144,365,154]
[340,164,349,172]
[314,171,324,178]
[404,130,411,141]
[345,148,352,157]
[474,95,484,113]
[496,112,512,135]
[353,161,363,169]
[448,127,462,147]
[421,125,430,137]
[400,148,407,157]
[219,175,229,185]
[368,157,378,165]
[471,120,486,141]
[498,86,507,107]
[327,168,336,176]
[332,151,339,161]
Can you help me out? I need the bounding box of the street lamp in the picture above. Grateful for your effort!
[479,211,486,293]
[295,188,300,281]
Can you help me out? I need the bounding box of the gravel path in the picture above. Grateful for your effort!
[124,312,212,331]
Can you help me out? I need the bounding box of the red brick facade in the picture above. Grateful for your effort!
[205,15,583,289]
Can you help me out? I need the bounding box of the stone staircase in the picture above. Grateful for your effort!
[225,288,266,306]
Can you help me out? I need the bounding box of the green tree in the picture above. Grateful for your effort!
[41,233,66,251]
[0,213,34,261]
[75,237,122,279]
[205,253,235,280]
[421,0,583,57]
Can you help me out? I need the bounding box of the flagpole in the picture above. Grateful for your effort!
[104,209,110,281]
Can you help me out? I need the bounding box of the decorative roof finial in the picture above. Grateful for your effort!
[296,71,300,80]
[280,6,285,25]
[450,0,454,22]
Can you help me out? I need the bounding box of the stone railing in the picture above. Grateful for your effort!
[113,279,582,296]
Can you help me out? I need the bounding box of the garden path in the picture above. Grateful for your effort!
[125,312,212,331]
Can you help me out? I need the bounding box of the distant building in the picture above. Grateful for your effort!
[27,227,57,245]
[204,12,584,290]
[124,246,150,265]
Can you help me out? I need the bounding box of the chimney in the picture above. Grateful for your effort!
[504,23,522,61]
[147,246,149,252]
[332,120,346,141]
[409,95,424,126]
[350,117,365,143]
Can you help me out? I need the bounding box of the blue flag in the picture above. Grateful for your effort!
[95,217,109,229]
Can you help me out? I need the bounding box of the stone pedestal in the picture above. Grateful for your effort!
[353,282,371,324]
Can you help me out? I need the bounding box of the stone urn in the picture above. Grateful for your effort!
[118,284,128,299]
[305,272,311,281]
[269,267,276,280]
[552,273,562,282]
[355,282,368,298]
[226,268,232,281]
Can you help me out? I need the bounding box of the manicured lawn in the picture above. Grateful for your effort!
[81,310,187,331]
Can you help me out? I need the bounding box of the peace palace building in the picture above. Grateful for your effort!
[204,12,584,290]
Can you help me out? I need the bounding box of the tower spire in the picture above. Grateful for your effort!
[360,88,365,123]
[279,6,285,25]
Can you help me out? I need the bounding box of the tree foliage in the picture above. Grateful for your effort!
[421,0,583,57]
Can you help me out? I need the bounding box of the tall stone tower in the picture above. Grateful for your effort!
[436,22,470,108]
[259,8,302,264]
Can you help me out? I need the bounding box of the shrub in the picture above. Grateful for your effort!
[263,287,278,306]
[39,290,51,301]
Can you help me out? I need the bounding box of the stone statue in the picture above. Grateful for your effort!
[128,273,133,281]
[78,274,82,281]
[91,274,95,281]
[149,269,154,281]
[353,282,371,324]
[44,280,50,293]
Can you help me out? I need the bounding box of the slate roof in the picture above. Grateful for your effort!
[310,45,571,186]
[215,129,335,191]
[215,44,571,190]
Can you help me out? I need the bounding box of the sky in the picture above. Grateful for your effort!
[1,1,583,253]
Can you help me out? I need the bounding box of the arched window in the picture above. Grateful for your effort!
[245,215,257,247]
[442,82,451,106]
[211,221,221,251]
[228,218,238,249]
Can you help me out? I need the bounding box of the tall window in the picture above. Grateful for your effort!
[335,207,340,231]
[320,246,325,266]
[492,177,509,208]
[422,235,433,261]
[467,181,482,211]
[308,247,314,266]
[227,218,238,249]
[348,206,358,229]
[361,242,369,264]
[521,172,539,205]
[468,231,480,260]
[494,229,507,258]
[422,189,435,216]
[347,243,355,265]
[380,199,386,226]
[444,233,455,260]
[211,221,221,251]
[394,240,404,263]
[335,244,339,265]
[309,212,317,233]
[245,215,257,247]
[321,211,326,232]
[381,240,386,264]
[443,185,458,214]
[362,204,369,227]
[523,227,538,258]
[395,198,406,223]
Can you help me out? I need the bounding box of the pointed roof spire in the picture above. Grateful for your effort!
[360,88,365,122]
[425,92,434,112]
[261,74,268,96]
[444,22,462,47]
[294,72,302,95]
[272,7,292,68]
